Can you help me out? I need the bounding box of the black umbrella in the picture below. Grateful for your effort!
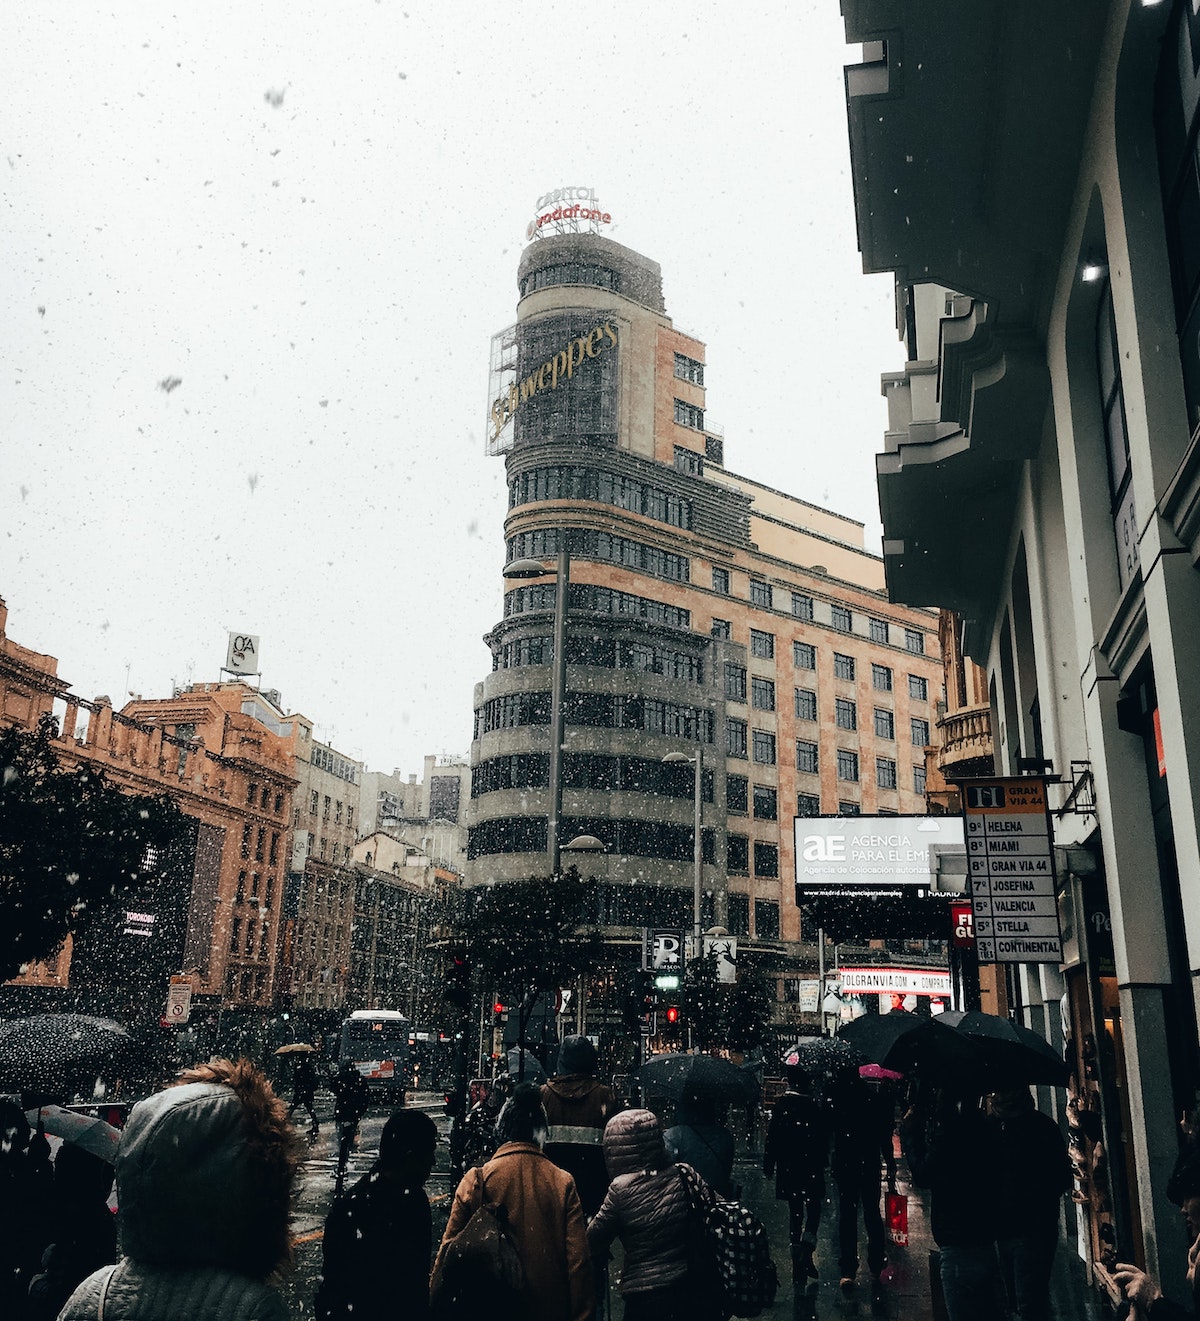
[638,1052,759,1103]
[838,1010,981,1076]
[944,1011,1069,1088]
[781,1035,864,1087]
[506,1047,547,1083]
[0,1014,131,1095]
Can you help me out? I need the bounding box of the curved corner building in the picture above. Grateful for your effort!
[468,231,944,970]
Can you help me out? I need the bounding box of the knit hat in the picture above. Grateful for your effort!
[557,1034,598,1077]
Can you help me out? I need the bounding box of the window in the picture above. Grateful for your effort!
[869,618,889,644]
[674,398,705,430]
[796,792,820,817]
[905,628,925,655]
[754,842,779,878]
[751,677,775,711]
[872,663,893,692]
[793,641,815,670]
[674,352,705,386]
[1096,283,1139,588]
[756,900,780,940]
[838,800,861,816]
[837,749,860,782]
[347,805,354,827]
[750,629,775,659]
[727,718,748,759]
[874,708,895,739]
[835,697,857,731]
[831,605,852,633]
[753,785,778,820]
[833,652,855,681]
[711,618,731,640]
[309,790,318,815]
[750,579,773,609]
[728,834,749,874]
[909,674,928,701]
[791,592,814,620]
[727,774,748,814]
[876,757,898,790]
[712,566,730,595]
[674,445,704,476]
[752,730,776,764]
[335,800,343,824]
[794,687,817,721]
[914,764,927,794]
[323,795,331,820]
[911,717,931,746]
[724,662,747,702]
[796,741,819,775]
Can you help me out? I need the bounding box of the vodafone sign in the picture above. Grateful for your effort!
[526,186,614,242]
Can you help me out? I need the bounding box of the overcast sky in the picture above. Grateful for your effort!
[1,2,902,775]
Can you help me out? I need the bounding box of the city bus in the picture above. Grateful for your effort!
[337,1009,411,1102]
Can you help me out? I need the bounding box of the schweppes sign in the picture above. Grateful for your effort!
[489,320,618,443]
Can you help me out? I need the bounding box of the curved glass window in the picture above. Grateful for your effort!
[504,583,690,629]
[493,633,703,683]
[472,752,714,802]
[508,528,689,584]
[519,262,618,297]
[474,690,714,743]
[509,465,692,530]
[468,814,715,863]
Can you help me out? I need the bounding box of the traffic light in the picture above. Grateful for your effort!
[443,950,472,1011]
[623,970,656,1032]
[664,1005,680,1027]
[492,1001,508,1028]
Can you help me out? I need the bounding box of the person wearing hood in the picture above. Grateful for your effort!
[663,1093,735,1198]
[541,1035,620,1218]
[588,1108,724,1321]
[0,1100,52,1321]
[57,1057,304,1321]
[432,1082,593,1321]
[316,1109,438,1320]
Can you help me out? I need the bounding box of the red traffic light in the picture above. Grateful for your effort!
[665,1005,680,1025]
[493,1002,506,1015]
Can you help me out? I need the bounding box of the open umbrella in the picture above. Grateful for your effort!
[0,1014,130,1094]
[24,1105,121,1163]
[838,1009,981,1076]
[638,1052,759,1104]
[273,1042,316,1055]
[506,1048,547,1083]
[944,1011,1069,1087]
[781,1036,864,1087]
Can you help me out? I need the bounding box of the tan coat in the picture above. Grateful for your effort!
[431,1142,594,1321]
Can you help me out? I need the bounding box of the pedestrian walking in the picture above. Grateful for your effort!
[25,1144,117,1321]
[588,1107,725,1321]
[542,1035,621,1217]
[316,1109,438,1320]
[287,1051,320,1134]
[56,1057,303,1321]
[830,1069,888,1292]
[763,1063,829,1288]
[0,1101,53,1321]
[431,1081,593,1321]
[664,1094,736,1198]
[991,1086,1072,1321]
[1115,1147,1200,1319]
[330,1060,370,1195]
[458,1071,514,1174]
[905,1084,1005,1321]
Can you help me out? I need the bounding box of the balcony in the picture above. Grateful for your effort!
[936,704,993,775]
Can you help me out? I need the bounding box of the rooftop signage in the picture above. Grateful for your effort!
[526,186,613,242]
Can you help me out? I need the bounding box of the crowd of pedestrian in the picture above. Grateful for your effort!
[7,1035,1197,1321]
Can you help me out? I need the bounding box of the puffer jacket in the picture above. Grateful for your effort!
[58,1081,290,1321]
[587,1109,700,1296]
[542,1074,620,1217]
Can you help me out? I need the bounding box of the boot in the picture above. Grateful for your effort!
[792,1240,817,1284]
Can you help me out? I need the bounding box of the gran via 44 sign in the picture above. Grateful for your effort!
[961,778,1063,965]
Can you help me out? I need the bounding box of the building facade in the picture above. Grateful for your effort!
[466,233,946,1020]
[0,602,297,1013]
[842,0,1200,1298]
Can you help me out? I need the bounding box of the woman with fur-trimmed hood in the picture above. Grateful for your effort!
[58,1057,304,1321]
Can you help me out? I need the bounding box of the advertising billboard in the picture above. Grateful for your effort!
[794,815,966,898]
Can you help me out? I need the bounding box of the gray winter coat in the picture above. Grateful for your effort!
[58,1082,290,1321]
[587,1109,701,1296]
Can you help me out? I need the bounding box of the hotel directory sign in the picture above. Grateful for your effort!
[961,778,1063,964]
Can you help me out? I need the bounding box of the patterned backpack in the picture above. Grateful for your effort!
[678,1162,779,1318]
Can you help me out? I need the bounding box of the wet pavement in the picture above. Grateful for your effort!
[281,1093,1111,1321]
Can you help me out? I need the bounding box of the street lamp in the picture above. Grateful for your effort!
[662,749,703,962]
[503,543,569,875]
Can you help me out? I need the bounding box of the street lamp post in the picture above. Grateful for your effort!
[503,542,570,875]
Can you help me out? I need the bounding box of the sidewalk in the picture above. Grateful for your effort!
[732,1139,1108,1320]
